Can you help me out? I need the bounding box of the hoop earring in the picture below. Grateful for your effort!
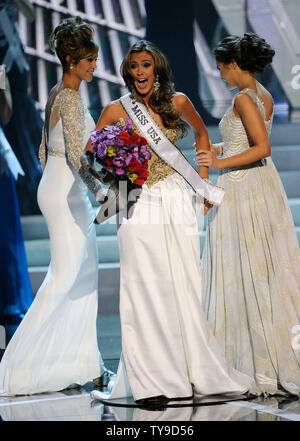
[153,75,160,93]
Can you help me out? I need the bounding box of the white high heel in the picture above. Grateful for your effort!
[91,353,132,401]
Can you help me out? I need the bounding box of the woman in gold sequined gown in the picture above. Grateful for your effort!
[0,18,113,396]
[87,40,258,405]
[197,34,300,396]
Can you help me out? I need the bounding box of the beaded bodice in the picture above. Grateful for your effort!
[145,127,180,187]
[220,88,273,155]
[218,88,273,180]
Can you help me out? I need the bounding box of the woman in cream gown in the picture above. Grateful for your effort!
[197,33,300,397]
[89,40,259,405]
[0,17,111,396]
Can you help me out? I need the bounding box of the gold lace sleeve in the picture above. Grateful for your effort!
[38,127,46,170]
[59,88,85,171]
[58,88,105,201]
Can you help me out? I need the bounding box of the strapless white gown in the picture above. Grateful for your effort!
[91,125,258,403]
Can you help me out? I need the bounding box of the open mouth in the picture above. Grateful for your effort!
[136,78,148,90]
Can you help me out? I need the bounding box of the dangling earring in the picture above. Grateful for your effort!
[70,64,73,70]
[153,75,160,93]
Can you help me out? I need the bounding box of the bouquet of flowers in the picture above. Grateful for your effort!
[90,118,151,187]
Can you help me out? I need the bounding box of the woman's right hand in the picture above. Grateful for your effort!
[202,199,213,216]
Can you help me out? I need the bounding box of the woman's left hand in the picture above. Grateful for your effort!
[194,149,221,169]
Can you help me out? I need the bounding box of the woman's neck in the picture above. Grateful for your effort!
[134,89,152,107]
[62,72,81,91]
[236,73,257,93]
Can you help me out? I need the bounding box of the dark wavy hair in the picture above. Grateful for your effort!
[213,33,275,73]
[121,40,187,137]
[49,16,98,72]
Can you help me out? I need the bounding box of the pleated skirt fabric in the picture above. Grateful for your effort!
[202,158,300,396]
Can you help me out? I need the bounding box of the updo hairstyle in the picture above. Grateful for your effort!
[213,33,275,73]
[49,16,98,72]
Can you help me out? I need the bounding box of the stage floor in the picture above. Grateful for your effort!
[1,314,300,421]
[0,382,299,421]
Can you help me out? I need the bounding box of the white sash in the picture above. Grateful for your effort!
[120,94,224,206]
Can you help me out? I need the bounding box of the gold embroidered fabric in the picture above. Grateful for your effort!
[38,88,104,199]
[48,147,65,158]
[58,88,85,171]
[38,88,85,172]
[38,128,46,170]
[145,128,180,187]
[119,108,181,187]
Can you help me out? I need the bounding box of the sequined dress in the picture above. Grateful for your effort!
[202,88,300,396]
[0,88,105,395]
[92,117,258,403]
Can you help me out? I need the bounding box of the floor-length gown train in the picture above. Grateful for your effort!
[202,88,300,396]
[92,124,258,402]
[0,88,103,395]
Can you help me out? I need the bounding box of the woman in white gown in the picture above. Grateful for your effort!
[87,40,258,406]
[0,17,113,396]
[197,33,300,396]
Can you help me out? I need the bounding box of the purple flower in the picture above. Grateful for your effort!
[132,152,140,161]
[113,137,124,147]
[90,120,152,187]
[116,150,133,166]
[112,152,133,168]
[105,138,115,146]
[95,143,107,158]
[125,118,133,131]
[145,151,152,161]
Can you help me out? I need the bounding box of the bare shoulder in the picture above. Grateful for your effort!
[172,92,189,106]
[104,100,122,113]
[96,99,128,128]
[234,92,257,111]
[234,91,254,104]
[172,92,191,113]
[102,100,125,119]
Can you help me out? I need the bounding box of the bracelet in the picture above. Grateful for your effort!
[216,144,223,156]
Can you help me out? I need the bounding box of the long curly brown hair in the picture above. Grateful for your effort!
[49,16,98,72]
[121,40,187,138]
